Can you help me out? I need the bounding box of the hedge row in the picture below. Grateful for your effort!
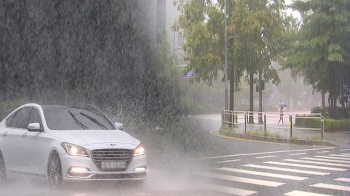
[295,115,350,132]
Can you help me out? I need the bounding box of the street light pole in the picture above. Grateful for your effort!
[224,0,228,111]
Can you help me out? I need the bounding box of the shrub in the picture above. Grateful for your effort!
[295,115,350,132]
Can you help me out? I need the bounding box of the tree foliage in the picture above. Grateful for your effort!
[174,0,286,115]
[283,0,350,118]
[0,1,183,124]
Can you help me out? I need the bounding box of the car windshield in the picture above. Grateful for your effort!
[42,105,116,130]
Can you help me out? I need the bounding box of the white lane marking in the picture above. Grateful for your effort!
[243,164,329,176]
[310,183,350,192]
[265,161,348,171]
[339,149,350,152]
[315,156,350,161]
[316,151,329,153]
[200,147,334,160]
[335,178,350,182]
[216,159,241,164]
[198,183,256,196]
[256,155,276,159]
[290,153,307,156]
[284,159,350,168]
[284,190,333,196]
[328,154,350,157]
[217,167,308,181]
[301,157,350,164]
[200,172,285,187]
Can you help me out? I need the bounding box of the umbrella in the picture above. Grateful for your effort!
[279,103,287,107]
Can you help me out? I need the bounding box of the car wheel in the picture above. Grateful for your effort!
[0,151,7,185]
[47,151,63,189]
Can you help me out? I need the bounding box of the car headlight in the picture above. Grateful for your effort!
[61,143,88,157]
[134,144,145,157]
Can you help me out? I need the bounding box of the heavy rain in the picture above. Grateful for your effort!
[0,0,349,196]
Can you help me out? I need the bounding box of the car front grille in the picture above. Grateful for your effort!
[92,149,133,171]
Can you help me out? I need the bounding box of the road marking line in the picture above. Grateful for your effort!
[301,157,350,164]
[328,154,350,157]
[310,183,350,192]
[200,172,285,187]
[217,167,308,181]
[339,149,350,152]
[335,178,350,182]
[256,155,276,159]
[289,153,307,156]
[216,159,241,164]
[284,159,350,168]
[316,151,329,153]
[284,190,333,196]
[200,147,334,160]
[265,161,348,171]
[315,156,350,160]
[198,183,256,196]
[243,164,329,175]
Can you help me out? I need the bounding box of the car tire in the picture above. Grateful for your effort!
[0,151,7,185]
[47,151,63,189]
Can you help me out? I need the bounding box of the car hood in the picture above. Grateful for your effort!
[49,129,140,146]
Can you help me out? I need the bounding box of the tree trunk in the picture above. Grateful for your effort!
[249,72,254,124]
[229,63,235,127]
[258,70,263,124]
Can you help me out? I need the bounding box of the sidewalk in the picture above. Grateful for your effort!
[193,114,350,148]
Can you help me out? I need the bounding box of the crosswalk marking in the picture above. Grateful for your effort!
[289,153,307,156]
[256,155,276,159]
[200,172,285,187]
[315,155,350,161]
[339,149,350,152]
[243,164,329,175]
[284,159,350,168]
[310,183,350,192]
[284,190,333,196]
[335,178,350,182]
[316,151,329,153]
[217,167,308,181]
[328,154,350,158]
[265,161,348,171]
[198,183,256,196]
[301,157,350,164]
[216,159,241,164]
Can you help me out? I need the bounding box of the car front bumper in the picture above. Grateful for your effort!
[60,153,147,181]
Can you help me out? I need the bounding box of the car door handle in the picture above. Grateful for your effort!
[2,132,7,137]
[22,132,27,137]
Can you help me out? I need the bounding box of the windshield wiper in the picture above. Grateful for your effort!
[79,112,108,130]
[68,111,88,130]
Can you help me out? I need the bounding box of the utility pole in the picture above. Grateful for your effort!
[224,0,228,111]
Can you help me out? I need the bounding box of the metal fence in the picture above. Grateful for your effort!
[222,110,324,140]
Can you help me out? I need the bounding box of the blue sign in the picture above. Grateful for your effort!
[182,70,195,78]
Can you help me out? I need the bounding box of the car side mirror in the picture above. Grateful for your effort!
[115,122,125,131]
[28,123,42,132]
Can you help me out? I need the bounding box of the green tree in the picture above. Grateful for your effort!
[174,0,285,123]
[283,0,350,118]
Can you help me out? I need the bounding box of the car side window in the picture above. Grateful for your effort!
[28,108,43,128]
[11,107,32,129]
[5,112,15,127]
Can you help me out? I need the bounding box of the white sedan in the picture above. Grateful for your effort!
[0,103,147,188]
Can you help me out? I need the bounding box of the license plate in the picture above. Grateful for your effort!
[101,161,126,169]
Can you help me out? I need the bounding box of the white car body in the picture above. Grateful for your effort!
[0,103,147,187]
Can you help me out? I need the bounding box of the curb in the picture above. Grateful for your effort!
[214,130,337,147]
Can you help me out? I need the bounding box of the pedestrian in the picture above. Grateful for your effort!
[278,106,284,124]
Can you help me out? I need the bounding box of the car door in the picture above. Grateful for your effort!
[22,107,52,176]
[1,107,31,176]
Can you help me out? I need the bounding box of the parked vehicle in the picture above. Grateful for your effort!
[0,103,146,188]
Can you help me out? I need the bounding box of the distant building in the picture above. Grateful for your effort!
[148,0,184,62]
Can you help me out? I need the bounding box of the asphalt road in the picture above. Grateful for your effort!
[0,116,349,196]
